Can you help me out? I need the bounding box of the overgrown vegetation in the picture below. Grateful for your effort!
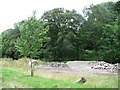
[1,1,120,63]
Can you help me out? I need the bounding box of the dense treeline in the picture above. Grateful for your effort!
[1,1,120,63]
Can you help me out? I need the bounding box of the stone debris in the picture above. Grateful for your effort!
[35,61,118,74]
[50,62,69,68]
[91,61,118,73]
[35,62,70,71]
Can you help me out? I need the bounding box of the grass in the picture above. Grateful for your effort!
[1,68,85,88]
[0,58,119,88]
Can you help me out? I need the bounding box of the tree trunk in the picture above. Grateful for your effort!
[76,47,80,60]
[60,38,64,60]
[31,68,34,76]
[95,50,99,61]
[30,60,34,76]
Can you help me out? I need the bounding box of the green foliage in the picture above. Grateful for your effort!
[114,1,120,63]
[1,1,119,63]
[41,8,84,61]
[114,1,120,14]
[82,2,119,63]
[2,27,20,59]
[16,12,49,59]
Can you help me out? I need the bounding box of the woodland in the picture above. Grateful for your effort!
[1,1,120,63]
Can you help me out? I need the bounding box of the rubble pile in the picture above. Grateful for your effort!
[50,62,68,68]
[91,61,118,73]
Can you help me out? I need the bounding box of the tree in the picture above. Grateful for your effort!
[0,34,2,58]
[114,1,120,46]
[65,10,84,60]
[82,2,117,62]
[2,27,20,59]
[114,1,120,14]
[16,12,48,59]
[100,23,119,63]
[41,8,84,61]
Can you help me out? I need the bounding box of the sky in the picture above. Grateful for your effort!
[0,0,117,34]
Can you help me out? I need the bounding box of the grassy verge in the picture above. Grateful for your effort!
[1,68,86,88]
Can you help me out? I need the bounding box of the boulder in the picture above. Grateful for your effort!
[77,77,86,84]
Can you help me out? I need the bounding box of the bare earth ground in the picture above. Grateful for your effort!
[34,61,118,77]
